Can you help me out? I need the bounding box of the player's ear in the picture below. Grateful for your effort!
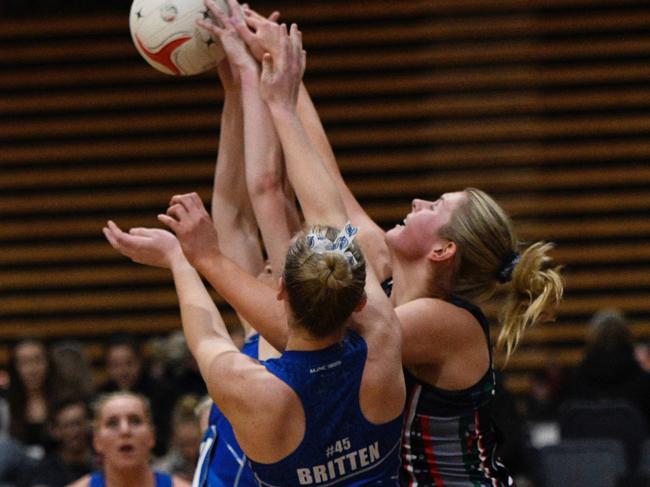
[353,292,367,312]
[428,240,456,263]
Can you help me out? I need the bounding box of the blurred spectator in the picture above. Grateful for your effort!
[146,337,168,383]
[153,395,201,482]
[564,308,650,426]
[7,339,57,458]
[0,392,10,438]
[49,343,94,403]
[0,436,37,487]
[157,332,206,399]
[96,333,174,455]
[194,396,212,433]
[98,334,142,394]
[635,340,650,374]
[525,362,569,422]
[27,398,94,487]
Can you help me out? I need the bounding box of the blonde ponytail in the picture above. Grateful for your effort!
[440,188,564,363]
[497,242,564,362]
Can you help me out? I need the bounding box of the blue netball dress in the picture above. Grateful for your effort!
[399,297,514,487]
[89,471,172,487]
[249,331,403,486]
[193,334,259,487]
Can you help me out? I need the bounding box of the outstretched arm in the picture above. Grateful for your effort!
[257,20,404,415]
[296,85,392,282]
[210,59,266,337]
[102,224,239,378]
[257,22,345,228]
[102,222,279,424]
[226,6,344,227]
[239,5,391,280]
[159,193,289,351]
[201,0,299,278]
[211,59,263,277]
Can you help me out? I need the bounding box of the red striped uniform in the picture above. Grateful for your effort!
[399,297,515,487]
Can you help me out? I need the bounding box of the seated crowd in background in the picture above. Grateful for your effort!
[0,308,649,487]
[525,308,650,427]
[0,331,207,487]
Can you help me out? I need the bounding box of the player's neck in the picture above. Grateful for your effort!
[285,326,344,352]
[390,257,435,305]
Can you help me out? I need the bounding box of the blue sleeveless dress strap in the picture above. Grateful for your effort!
[89,471,172,487]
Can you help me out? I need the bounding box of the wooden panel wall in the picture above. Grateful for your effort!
[1,0,650,394]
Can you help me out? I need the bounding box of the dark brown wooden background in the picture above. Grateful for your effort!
[1,0,649,395]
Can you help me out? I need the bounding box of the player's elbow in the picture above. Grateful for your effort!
[247,167,284,198]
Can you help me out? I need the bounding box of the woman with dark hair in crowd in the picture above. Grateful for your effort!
[566,308,650,425]
[96,333,176,456]
[7,338,57,456]
[50,341,95,403]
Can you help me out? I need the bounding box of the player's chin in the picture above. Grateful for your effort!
[385,224,404,241]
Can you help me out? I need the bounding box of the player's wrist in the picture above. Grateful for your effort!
[190,244,221,274]
[267,100,299,121]
[239,66,261,86]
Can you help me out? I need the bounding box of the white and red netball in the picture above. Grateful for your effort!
[129,0,228,75]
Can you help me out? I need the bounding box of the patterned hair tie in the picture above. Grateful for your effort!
[306,222,359,267]
[497,252,520,284]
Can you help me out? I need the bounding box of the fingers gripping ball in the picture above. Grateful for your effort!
[130,0,230,75]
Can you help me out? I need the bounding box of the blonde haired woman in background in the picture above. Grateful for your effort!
[67,392,190,487]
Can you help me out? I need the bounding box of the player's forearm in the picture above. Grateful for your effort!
[296,84,369,225]
[241,70,294,274]
[297,83,392,281]
[170,257,239,380]
[213,87,250,220]
[268,104,346,228]
[213,84,264,276]
[194,253,289,351]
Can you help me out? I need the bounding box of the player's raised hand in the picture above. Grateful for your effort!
[158,192,221,269]
[233,2,282,62]
[242,4,281,28]
[216,58,240,92]
[198,0,257,74]
[103,221,185,269]
[259,23,306,111]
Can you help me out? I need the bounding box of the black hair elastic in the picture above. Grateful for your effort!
[497,252,520,283]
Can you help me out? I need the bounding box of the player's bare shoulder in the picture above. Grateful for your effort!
[65,475,89,487]
[172,475,192,487]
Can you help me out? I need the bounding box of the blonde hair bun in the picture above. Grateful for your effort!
[316,252,351,290]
